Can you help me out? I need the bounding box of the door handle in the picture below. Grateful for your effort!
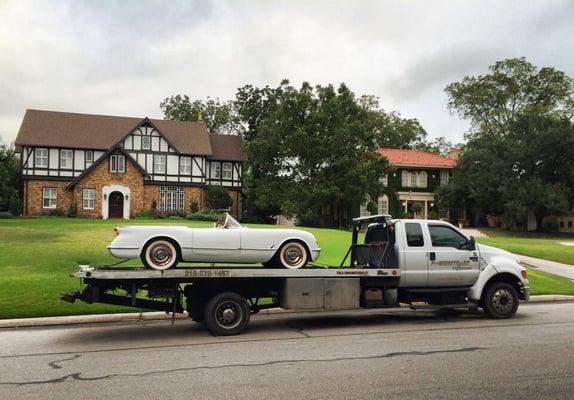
[429,252,436,261]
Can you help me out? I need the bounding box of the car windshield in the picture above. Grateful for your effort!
[220,213,242,229]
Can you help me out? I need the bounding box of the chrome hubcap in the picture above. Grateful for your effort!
[215,302,242,329]
[150,245,173,266]
[285,247,303,265]
[492,289,513,314]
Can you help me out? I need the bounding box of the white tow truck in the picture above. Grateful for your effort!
[63,215,530,336]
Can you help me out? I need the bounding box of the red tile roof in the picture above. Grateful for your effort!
[377,148,456,168]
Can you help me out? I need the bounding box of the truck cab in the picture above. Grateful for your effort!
[354,215,530,318]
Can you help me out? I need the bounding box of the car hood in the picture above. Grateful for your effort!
[476,243,520,264]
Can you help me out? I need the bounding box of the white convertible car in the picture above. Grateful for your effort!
[108,213,321,270]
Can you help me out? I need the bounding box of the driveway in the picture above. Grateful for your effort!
[1,302,573,399]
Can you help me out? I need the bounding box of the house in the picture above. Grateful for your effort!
[14,109,246,219]
[358,147,457,220]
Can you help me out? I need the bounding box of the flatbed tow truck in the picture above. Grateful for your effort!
[62,215,530,336]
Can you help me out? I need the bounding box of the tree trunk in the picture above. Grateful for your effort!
[535,210,545,232]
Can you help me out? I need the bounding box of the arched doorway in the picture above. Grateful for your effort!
[108,191,124,218]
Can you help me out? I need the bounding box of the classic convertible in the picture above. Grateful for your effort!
[108,213,321,270]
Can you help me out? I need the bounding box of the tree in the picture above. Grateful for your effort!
[442,58,574,230]
[0,138,21,215]
[416,136,454,156]
[160,95,243,135]
[446,57,573,136]
[205,186,233,210]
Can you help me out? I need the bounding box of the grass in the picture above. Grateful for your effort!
[476,228,574,265]
[0,218,572,319]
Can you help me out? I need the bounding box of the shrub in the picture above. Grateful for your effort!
[205,186,232,210]
[190,200,199,213]
[67,200,78,218]
[46,209,65,216]
[186,209,222,222]
[0,211,14,219]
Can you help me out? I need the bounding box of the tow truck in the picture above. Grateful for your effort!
[62,215,530,336]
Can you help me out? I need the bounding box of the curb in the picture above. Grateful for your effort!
[1,296,573,329]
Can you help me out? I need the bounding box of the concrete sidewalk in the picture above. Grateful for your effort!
[519,254,574,280]
[1,295,573,329]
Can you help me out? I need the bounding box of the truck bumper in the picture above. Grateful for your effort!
[521,285,531,302]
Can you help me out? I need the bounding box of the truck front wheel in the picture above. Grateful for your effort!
[204,292,250,336]
[482,282,519,319]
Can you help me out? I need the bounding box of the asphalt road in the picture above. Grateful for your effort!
[1,302,573,400]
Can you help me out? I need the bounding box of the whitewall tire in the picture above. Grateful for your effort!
[278,241,308,269]
[142,239,179,270]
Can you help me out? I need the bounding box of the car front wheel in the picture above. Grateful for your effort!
[278,241,308,269]
[142,239,179,270]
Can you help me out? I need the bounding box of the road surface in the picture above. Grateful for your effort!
[1,302,573,399]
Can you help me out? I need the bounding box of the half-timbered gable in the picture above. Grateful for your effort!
[15,109,246,219]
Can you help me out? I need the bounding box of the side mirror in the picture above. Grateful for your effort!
[468,236,476,251]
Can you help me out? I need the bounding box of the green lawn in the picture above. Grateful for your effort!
[0,218,572,320]
[476,228,574,265]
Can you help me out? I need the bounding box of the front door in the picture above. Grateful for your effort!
[108,191,124,218]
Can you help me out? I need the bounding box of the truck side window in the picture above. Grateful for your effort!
[429,225,468,249]
[405,223,424,247]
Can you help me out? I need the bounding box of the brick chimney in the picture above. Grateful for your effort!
[448,146,459,161]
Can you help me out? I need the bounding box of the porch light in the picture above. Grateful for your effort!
[125,194,129,200]
[103,194,107,200]
[430,202,434,207]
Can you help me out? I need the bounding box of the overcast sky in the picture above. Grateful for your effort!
[1,0,573,145]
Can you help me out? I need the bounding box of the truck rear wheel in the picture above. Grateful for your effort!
[482,282,519,319]
[204,292,250,336]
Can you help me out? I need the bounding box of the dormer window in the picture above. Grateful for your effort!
[110,154,125,173]
[60,149,73,169]
[35,148,48,168]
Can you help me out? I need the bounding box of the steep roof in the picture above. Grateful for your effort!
[15,109,213,156]
[377,148,456,168]
[208,134,247,161]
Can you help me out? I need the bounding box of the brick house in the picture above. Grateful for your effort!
[14,110,246,219]
[358,148,457,220]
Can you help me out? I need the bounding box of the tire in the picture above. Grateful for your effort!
[204,292,250,336]
[141,239,179,270]
[481,282,519,319]
[277,241,308,269]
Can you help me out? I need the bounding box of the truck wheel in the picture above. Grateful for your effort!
[141,239,179,270]
[482,282,519,319]
[204,292,250,336]
[278,241,308,269]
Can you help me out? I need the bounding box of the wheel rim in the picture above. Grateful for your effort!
[280,243,307,269]
[214,301,242,330]
[491,288,514,314]
[146,241,175,270]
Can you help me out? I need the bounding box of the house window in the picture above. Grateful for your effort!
[222,162,233,180]
[210,162,221,179]
[180,157,191,175]
[154,155,166,174]
[418,171,427,188]
[359,195,371,217]
[42,187,57,209]
[560,221,565,228]
[379,174,388,187]
[410,172,418,188]
[35,148,48,168]
[440,170,450,186]
[569,221,573,228]
[85,150,94,165]
[142,136,151,150]
[159,186,185,212]
[401,170,409,187]
[110,155,125,173]
[378,195,389,215]
[82,188,95,210]
[60,149,73,169]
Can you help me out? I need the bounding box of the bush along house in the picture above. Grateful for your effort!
[358,148,457,220]
[14,109,246,219]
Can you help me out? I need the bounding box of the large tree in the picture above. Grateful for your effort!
[441,58,574,230]
[0,138,21,215]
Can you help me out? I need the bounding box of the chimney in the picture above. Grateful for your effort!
[448,146,459,161]
[197,111,204,122]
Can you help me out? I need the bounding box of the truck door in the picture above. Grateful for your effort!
[401,222,429,287]
[426,224,480,287]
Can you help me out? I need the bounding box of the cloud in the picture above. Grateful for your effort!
[0,0,573,145]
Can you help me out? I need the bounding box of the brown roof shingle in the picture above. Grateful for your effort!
[15,109,213,156]
[208,134,247,161]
